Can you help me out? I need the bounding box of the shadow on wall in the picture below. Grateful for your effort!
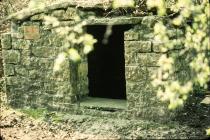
[0,39,3,78]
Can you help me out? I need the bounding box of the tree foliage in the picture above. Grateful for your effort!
[146,0,209,109]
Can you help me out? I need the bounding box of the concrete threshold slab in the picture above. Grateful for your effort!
[80,97,127,110]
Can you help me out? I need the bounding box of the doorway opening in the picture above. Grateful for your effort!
[86,25,131,100]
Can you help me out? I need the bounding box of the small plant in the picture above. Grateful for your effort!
[19,108,47,119]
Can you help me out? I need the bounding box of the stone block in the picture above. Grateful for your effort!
[31,13,46,21]
[11,22,18,33]
[15,66,28,76]
[78,62,88,77]
[24,25,40,40]
[29,57,39,67]
[13,39,30,50]
[39,58,54,69]
[78,62,88,96]
[136,53,161,66]
[1,33,12,49]
[11,33,24,39]
[125,41,152,53]
[152,41,167,53]
[51,10,65,19]
[124,53,136,65]
[44,82,56,91]
[28,80,43,90]
[4,64,15,76]
[3,50,21,64]
[55,82,72,95]
[124,31,139,40]
[167,29,184,38]
[152,41,183,52]
[6,76,18,85]
[141,16,156,28]
[32,47,55,58]
[21,49,31,56]
[64,7,78,20]
[125,52,161,66]
[29,70,43,79]
[139,32,154,40]
[21,56,31,66]
[125,66,148,82]
[134,25,153,40]
[126,81,147,93]
[11,27,24,39]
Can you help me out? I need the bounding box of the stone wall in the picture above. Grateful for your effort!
[1,5,191,122]
[1,22,75,109]
[124,23,173,121]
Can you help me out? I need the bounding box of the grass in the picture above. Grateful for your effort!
[19,108,65,123]
[19,108,47,119]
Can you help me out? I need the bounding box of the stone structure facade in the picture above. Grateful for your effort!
[1,1,189,122]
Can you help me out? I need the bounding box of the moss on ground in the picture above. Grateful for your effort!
[19,108,47,119]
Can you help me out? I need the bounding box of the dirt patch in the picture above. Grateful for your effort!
[0,105,119,139]
[0,106,72,140]
[0,104,209,139]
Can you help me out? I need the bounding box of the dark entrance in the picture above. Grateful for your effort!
[87,25,130,100]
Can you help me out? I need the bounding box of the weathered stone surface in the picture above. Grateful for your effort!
[168,29,184,38]
[24,25,40,40]
[11,22,18,33]
[139,32,154,40]
[31,13,46,21]
[126,84,174,121]
[30,57,54,69]
[11,33,24,39]
[134,25,154,40]
[4,64,15,76]
[78,62,88,77]
[78,62,88,96]
[15,65,28,76]
[13,39,30,50]
[51,10,65,19]
[124,31,139,40]
[125,41,152,53]
[6,76,19,85]
[126,81,147,93]
[32,47,55,58]
[86,17,142,25]
[124,53,136,65]
[64,7,78,20]
[21,56,31,66]
[3,50,21,64]
[5,0,113,22]
[125,66,148,82]
[152,40,184,52]
[125,53,161,66]
[21,49,31,56]
[152,41,167,53]
[141,16,157,28]
[28,80,43,90]
[1,33,12,49]
[44,82,56,92]
[47,68,70,82]
[29,69,45,79]
[55,82,72,95]
[11,26,24,39]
